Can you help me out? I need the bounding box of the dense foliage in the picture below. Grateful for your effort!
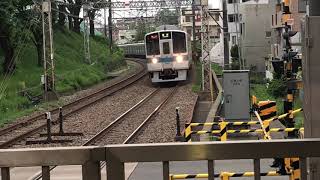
[0,1,125,124]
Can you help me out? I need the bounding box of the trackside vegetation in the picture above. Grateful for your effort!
[0,28,126,125]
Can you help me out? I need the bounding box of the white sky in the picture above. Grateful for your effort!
[209,0,221,9]
[94,0,222,26]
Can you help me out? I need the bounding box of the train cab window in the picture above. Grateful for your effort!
[146,33,160,55]
[172,32,187,53]
[162,42,170,55]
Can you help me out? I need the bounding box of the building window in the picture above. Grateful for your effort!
[120,36,125,39]
[131,35,135,39]
[232,36,237,45]
[240,23,245,36]
[186,16,191,22]
[265,31,271,38]
[271,15,274,26]
[298,0,307,13]
[242,0,250,2]
[187,29,192,35]
[228,14,238,22]
[228,0,237,3]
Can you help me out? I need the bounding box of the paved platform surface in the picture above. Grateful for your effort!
[129,159,289,180]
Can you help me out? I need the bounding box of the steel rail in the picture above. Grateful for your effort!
[0,59,146,148]
[82,88,160,146]
[31,86,178,180]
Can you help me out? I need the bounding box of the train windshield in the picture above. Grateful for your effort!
[146,33,160,55]
[172,32,187,53]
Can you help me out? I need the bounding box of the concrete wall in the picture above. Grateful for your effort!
[240,2,272,72]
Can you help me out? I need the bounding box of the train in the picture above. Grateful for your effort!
[119,29,191,83]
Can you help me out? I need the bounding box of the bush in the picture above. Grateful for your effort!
[267,77,287,98]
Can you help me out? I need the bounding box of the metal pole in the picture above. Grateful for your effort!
[42,166,50,180]
[309,0,320,16]
[163,161,170,180]
[222,0,230,69]
[82,161,101,180]
[83,2,91,64]
[208,160,215,180]
[42,0,55,101]
[192,0,197,62]
[1,167,10,180]
[175,107,181,137]
[104,8,107,38]
[108,0,113,53]
[59,107,64,134]
[254,159,261,180]
[46,112,52,142]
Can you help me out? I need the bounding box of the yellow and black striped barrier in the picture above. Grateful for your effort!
[185,108,303,128]
[184,108,303,142]
[185,128,304,142]
[258,100,277,121]
[170,171,288,180]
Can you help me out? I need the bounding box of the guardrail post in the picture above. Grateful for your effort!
[1,167,10,180]
[300,157,307,180]
[42,166,50,180]
[59,107,64,134]
[46,112,52,142]
[208,160,215,180]
[163,161,170,180]
[254,159,261,180]
[106,154,125,180]
[82,161,101,180]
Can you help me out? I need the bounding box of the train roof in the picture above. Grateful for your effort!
[117,43,144,47]
[145,30,187,37]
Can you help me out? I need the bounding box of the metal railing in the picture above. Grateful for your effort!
[1,139,320,180]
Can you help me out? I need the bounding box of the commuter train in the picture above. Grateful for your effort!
[118,30,190,83]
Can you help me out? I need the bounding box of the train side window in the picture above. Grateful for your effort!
[162,42,170,55]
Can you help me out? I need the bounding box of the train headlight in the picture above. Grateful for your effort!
[152,58,158,64]
[176,55,183,63]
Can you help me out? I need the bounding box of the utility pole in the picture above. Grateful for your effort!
[304,1,320,179]
[200,0,213,101]
[192,0,197,62]
[104,7,107,38]
[108,0,113,53]
[222,0,230,69]
[42,0,56,101]
[83,2,91,64]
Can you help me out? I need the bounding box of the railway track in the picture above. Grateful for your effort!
[30,85,178,180]
[0,59,146,149]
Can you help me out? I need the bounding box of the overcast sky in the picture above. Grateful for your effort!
[209,0,221,9]
[94,0,222,26]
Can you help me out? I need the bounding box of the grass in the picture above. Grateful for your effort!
[211,63,223,76]
[0,28,126,125]
[192,62,202,93]
[250,76,304,127]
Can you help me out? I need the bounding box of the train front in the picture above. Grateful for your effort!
[145,30,190,83]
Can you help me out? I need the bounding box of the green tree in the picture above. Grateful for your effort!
[0,0,31,74]
[155,9,179,26]
[134,19,156,42]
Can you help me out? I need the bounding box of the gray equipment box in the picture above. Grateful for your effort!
[223,70,250,120]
